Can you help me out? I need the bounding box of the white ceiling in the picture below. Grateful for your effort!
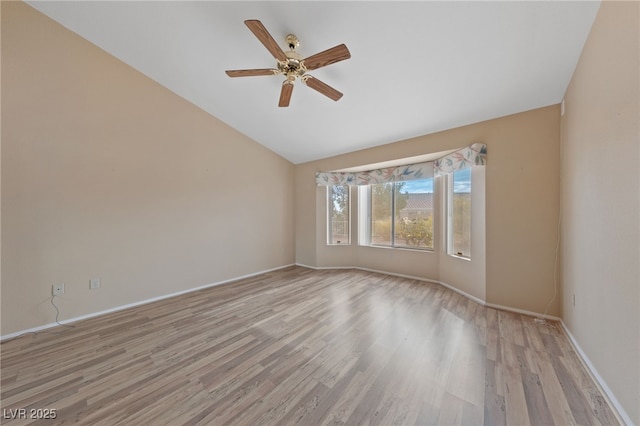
[27,1,600,164]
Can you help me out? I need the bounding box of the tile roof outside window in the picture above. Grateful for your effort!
[400,193,434,219]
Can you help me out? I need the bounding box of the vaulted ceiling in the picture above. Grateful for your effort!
[27,1,600,164]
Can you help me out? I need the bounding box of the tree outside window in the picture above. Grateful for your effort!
[370,179,433,250]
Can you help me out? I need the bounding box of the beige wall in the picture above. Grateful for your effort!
[0,0,4,336]
[1,2,295,335]
[561,1,639,423]
[296,104,561,316]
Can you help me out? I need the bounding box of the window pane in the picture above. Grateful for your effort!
[328,185,349,244]
[450,169,471,257]
[370,183,392,245]
[394,179,434,249]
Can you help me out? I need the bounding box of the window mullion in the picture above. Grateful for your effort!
[391,183,396,247]
[368,185,373,245]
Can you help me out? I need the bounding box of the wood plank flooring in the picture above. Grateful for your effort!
[1,266,620,425]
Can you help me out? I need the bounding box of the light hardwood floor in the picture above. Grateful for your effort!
[1,267,619,425]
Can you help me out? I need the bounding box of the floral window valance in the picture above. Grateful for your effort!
[316,161,433,186]
[316,143,486,186]
[434,143,487,176]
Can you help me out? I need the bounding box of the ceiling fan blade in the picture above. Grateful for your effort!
[244,20,288,62]
[279,82,294,107]
[303,44,351,71]
[225,69,278,77]
[304,76,343,101]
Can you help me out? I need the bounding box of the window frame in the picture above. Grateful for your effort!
[447,169,472,259]
[327,185,351,245]
[359,179,435,251]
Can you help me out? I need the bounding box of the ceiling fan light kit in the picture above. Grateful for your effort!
[226,20,351,107]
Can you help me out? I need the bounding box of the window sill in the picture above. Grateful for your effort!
[448,253,471,261]
[360,244,435,253]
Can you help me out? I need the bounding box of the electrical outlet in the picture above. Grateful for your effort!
[52,283,65,296]
[90,278,101,290]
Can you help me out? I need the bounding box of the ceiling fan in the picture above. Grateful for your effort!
[225,20,351,107]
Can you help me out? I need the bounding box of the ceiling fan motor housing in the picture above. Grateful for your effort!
[278,49,306,80]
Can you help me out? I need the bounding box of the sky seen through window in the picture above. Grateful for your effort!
[401,168,471,193]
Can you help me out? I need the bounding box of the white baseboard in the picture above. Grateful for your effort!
[297,263,441,282]
[560,322,632,426]
[295,263,354,270]
[298,264,627,422]
[1,264,295,341]
[296,263,559,321]
[483,302,561,321]
[356,266,441,284]
[435,278,487,306]
[4,263,627,425]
